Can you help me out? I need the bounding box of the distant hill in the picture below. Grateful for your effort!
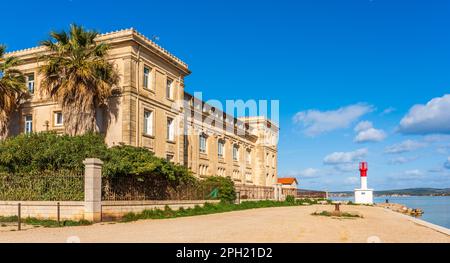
[330,188,450,197]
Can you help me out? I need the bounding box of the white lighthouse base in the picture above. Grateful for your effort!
[354,189,374,205]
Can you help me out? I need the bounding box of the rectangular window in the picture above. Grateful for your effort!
[143,67,151,90]
[54,112,63,126]
[24,115,32,134]
[233,145,239,161]
[144,110,153,136]
[27,74,35,94]
[166,78,173,99]
[166,154,174,162]
[218,140,224,158]
[167,118,175,141]
[200,134,207,153]
[246,149,251,165]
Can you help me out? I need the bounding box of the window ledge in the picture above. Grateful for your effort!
[142,87,155,93]
[143,134,155,139]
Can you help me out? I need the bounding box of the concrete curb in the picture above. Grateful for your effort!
[379,207,450,236]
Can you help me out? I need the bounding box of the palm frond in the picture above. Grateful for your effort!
[0,45,26,136]
[39,25,119,135]
[0,45,5,57]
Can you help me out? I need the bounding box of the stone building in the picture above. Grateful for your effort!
[4,28,279,187]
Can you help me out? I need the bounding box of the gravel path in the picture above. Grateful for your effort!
[0,205,448,243]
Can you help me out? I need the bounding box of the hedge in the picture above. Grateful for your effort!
[0,132,236,202]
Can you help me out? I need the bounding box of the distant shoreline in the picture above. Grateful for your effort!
[329,188,450,197]
[330,194,450,198]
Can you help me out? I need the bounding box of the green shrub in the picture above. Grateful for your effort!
[0,133,198,201]
[285,195,295,203]
[0,170,84,201]
[0,132,108,174]
[201,176,236,203]
[103,145,195,184]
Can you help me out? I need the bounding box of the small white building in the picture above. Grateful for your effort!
[278,178,298,197]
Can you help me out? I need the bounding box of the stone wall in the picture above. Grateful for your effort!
[0,201,85,221]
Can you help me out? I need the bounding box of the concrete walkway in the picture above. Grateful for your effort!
[0,205,448,243]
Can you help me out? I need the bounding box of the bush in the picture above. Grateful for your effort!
[0,132,197,201]
[0,170,84,201]
[285,195,295,203]
[102,145,194,184]
[0,132,108,174]
[201,176,236,203]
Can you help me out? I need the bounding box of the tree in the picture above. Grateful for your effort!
[0,45,27,138]
[40,24,119,136]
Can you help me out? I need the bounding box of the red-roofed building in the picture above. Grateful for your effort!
[278,178,298,189]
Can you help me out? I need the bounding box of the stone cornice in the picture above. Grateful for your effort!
[5,28,190,75]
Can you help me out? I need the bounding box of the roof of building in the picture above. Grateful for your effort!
[5,28,189,73]
[278,178,298,185]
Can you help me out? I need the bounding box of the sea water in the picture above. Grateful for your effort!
[331,196,450,229]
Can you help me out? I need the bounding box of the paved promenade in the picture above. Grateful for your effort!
[0,205,448,243]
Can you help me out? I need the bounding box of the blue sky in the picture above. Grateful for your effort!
[2,0,450,191]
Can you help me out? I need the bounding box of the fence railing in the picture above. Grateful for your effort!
[294,189,328,199]
[236,185,275,200]
[102,176,221,201]
[0,171,84,201]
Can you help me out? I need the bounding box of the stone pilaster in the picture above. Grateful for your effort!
[83,158,103,222]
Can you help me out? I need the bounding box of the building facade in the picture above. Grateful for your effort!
[4,28,279,187]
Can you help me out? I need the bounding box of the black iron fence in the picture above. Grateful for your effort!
[102,176,222,201]
[236,185,275,200]
[0,171,84,201]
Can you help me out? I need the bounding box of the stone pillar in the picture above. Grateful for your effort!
[274,184,283,201]
[83,158,103,222]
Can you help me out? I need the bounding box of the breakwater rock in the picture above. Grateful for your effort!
[377,203,424,217]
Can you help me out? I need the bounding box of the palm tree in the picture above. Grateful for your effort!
[0,45,27,138]
[40,24,119,136]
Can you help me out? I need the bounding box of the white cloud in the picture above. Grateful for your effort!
[355,128,387,143]
[423,134,450,143]
[353,121,387,143]
[293,103,374,136]
[324,148,368,165]
[384,140,427,154]
[354,121,372,132]
[280,168,320,179]
[381,107,396,115]
[388,156,418,165]
[399,94,450,135]
[297,168,320,178]
[403,169,424,178]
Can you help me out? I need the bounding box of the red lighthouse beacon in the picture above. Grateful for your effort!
[354,161,373,204]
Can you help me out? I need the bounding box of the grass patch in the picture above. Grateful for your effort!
[122,198,330,222]
[0,216,91,228]
[311,211,362,218]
